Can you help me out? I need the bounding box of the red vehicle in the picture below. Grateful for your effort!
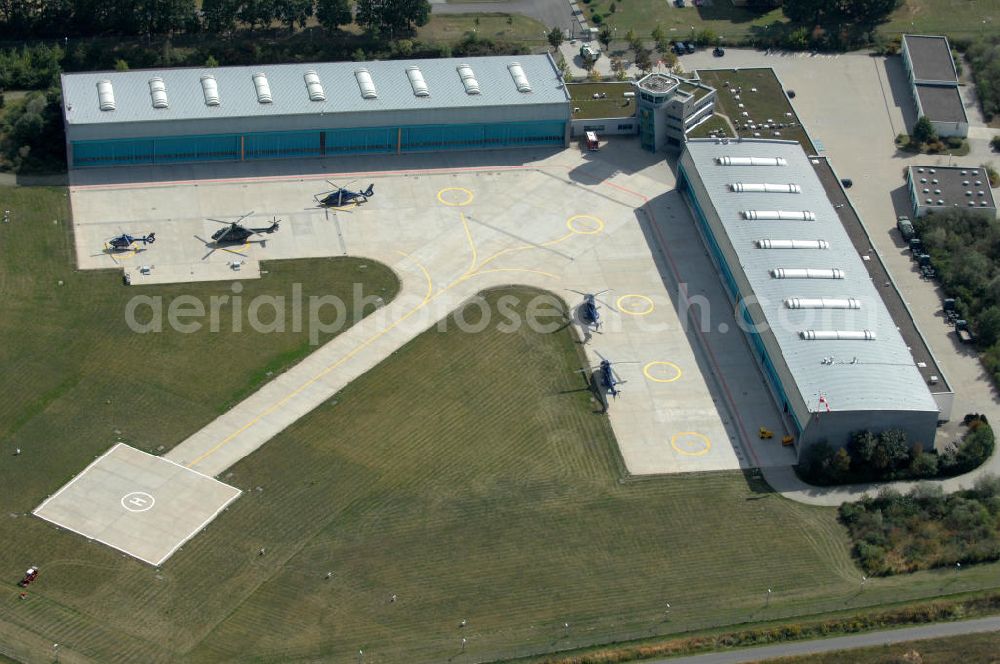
[18,567,38,587]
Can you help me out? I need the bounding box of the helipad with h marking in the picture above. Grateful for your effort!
[33,443,240,566]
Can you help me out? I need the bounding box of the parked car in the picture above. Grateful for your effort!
[896,216,915,241]
[674,0,685,7]
[684,42,696,54]
[672,41,684,55]
[713,46,725,57]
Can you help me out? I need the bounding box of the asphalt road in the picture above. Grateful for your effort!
[429,0,575,32]
[644,616,1000,663]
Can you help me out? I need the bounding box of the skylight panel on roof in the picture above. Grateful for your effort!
[770,268,845,279]
[507,62,532,92]
[730,183,801,193]
[148,77,168,109]
[406,66,429,97]
[201,75,220,106]
[457,64,480,94]
[743,210,816,221]
[716,156,788,166]
[304,70,325,101]
[799,330,875,340]
[755,239,829,249]
[785,298,860,309]
[355,68,377,99]
[252,73,272,103]
[97,80,116,111]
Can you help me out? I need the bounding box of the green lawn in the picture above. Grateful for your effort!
[417,12,549,45]
[580,0,1000,44]
[696,68,816,154]
[5,188,1000,663]
[759,629,1000,663]
[567,81,637,119]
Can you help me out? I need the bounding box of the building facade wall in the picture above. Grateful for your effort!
[677,156,810,445]
[68,119,568,167]
[679,152,939,458]
[569,116,638,137]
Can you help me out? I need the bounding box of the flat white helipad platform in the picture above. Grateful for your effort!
[33,444,241,566]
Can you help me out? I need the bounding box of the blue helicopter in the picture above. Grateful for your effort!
[106,231,155,252]
[315,181,374,208]
[580,352,639,400]
[570,289,613,331]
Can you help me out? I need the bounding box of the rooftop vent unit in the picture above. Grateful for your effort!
[716,156,788,166]
[457,64,480,94]
[799,330,876,341]
[507,62,532,92]
[148,77,168,109]
[929,168,936,174]
[755,239,829,249]
[730,183,801,193]
[97,80,116,111]
[406,66,430,97]
[252,73,272,103]
[304,70,325,101]
[982,201,990,206]
[355,68,377,99]
[770,268,845,279]
[785,298,861,310]
[201,75,220,106]
[743,210,816,221]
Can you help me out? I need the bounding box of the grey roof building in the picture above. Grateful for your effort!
[906,165,997,218]
[901,35,968,138]
[61,55,571,167]
[679,139,940,454]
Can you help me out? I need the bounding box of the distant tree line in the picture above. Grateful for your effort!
[915,209,1000,387]
[967,36,1000,121]
[0,0,429,38]
[799,417,994,486]
[840,471,1000,575]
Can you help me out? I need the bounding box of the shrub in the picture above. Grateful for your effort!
[591,12,603,24]
[992,135,1000,152]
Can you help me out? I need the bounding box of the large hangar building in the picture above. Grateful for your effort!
[678,139,940,455]
[60,55,570,168]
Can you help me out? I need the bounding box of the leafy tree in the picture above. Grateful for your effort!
[842,0,900,31]
[976,306,1000,348]
[634,47,652,73]
[238,0,279,30]
[201,0,240,33]
[912,115,937,144]
[275,0,315,30]
[598,25,613,50]
[204,54,219,67]
[909,450,939,478]
[832,447,852,477]
[651,24,665,46]
[355,0,431,39]
[547,26,564,51]
[873,429,910,472]
[114,58,129,71]
[851,430,879,465]
[317,0,353,30]
[782,0,832,25]
[992,135,1000,152]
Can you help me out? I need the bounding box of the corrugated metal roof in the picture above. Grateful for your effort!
[684,139,938,415]
[62,55,569,126]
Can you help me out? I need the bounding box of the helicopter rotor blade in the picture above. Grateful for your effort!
[207,218,235,225]
[594,350,608,363]
[235,211,255,225]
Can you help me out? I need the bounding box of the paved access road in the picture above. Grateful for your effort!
[646,616,1000,663]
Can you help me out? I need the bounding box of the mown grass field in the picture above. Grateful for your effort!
[760,629,1000,663]
[696,68,816,154]
[416,13,549,46]
[580,0,1000,43]
[4,187,1000,663]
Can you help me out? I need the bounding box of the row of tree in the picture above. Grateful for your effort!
[781,0,902,32]
[0,0,430,39]
[967,35,1000,121]
[799,417,995,485]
